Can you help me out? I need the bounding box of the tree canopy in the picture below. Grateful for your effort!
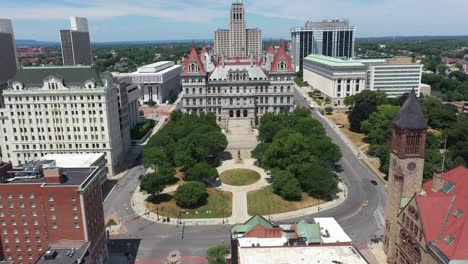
[174,181,208,209]
[206,245,229,264]
[252,108,340,199]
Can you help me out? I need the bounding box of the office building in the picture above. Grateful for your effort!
[115,61,182,105]
[231,215,367,264]
[291,20,356,71]
[303,55,423,105]
[383,91,468,263]
[0,66,127,175]
[359,57,423,98]
[60,17,92,66]
[181,42,295,127]
[303,54,367,106]
[214,1,262,60]
[0,160,107,264]
[0,19,19,82]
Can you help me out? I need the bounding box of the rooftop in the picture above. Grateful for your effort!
[304,54,366,67]
[136,61,175,73]
[3,160,98,187]
[233,215,273,234]
[209,61,268,81]
[238,245,367,264]
[295,220,321,244]
[35,241,90,264]
[313,217,353,244]
[8,66,104,88]
[418,166,468,261]
[393,89,427,130]
[41,153,104,168]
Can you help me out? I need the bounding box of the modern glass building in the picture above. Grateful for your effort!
[291,20,356,71]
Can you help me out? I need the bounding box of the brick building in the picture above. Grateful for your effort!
[383,89,468,263]
[0,160,107,264]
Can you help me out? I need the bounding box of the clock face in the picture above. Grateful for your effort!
[392,159,398,169]
[407,162,417,172]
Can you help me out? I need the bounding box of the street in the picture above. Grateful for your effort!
[103,92,387,262]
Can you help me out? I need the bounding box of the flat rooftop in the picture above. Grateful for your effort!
[41,153,104,168]
[35,241,90,264]
[136,61,176,73]
[305,54,365,67]
[313,217,352,244]
[4,166,98,187]
[238,245,367,264]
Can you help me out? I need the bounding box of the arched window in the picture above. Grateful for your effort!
[189,62,198,73]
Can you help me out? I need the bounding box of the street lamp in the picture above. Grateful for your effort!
[156,207,159,221]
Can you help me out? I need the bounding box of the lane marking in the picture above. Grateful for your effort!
[339,200,369,222]
[342,157,359,178]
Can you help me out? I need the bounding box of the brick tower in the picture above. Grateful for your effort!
[383,89,427,263]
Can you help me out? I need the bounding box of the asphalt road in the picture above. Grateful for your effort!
[291,89,387,248]
[103,92,387,262]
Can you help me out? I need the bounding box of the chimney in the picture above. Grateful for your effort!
[44,167,64,184]
[431,167,444,192]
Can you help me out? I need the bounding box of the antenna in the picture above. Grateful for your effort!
[441,138,447,172]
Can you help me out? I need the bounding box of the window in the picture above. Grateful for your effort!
[71,195,76,201]
[73,213,79,220]
[37,245,42,251]
[25,237,30,242]
[18,193,23,199]
[48,195,54,201]
[51,215,56,220]
[51,223,57,229]
[35,237,41,242]
[74,222,80,229]
[49,205,55,211]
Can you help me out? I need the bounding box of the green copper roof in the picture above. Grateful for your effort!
[304,54,365,67]
[354,58,387,64]
[233,214,273,234]
[297,220,321,244]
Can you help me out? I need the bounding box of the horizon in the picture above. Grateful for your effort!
[2,0,468,42]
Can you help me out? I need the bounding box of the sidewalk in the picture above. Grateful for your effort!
[122,159,348,228]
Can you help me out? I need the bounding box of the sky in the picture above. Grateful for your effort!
[2,0,468,42]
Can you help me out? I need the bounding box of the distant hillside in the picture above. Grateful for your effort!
[16,39,60,47]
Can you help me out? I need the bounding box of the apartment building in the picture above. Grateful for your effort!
[0,160,107,264]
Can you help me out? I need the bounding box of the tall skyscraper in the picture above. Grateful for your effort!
[60,17,92,66]
[214,1,262,60]
[0,19,19,82]
[291,20,356,71]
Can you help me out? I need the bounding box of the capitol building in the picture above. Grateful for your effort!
[181,2,295,128]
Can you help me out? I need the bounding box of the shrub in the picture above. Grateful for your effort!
[131,120,155,140]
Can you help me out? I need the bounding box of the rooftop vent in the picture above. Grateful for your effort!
[44,250,58,260]
[444,235,455,245]
[453,210,463,218]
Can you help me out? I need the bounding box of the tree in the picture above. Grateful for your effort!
[143,147,168,168]
[185,162,219,184]
[207,245,229,264]
[324,106,333,115]
[280,177,302,201]
[174,181,208,208]
[348,102,377,132]
[140,173,168,196]
[360,104,400,145]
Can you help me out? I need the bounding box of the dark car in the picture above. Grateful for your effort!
[371,180,378,186]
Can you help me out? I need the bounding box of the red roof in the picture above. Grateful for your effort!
[266,41,276,54]
[182,44,206,74]
[243,225,283,239]
[270,41,294,73]
[417,166,468,260]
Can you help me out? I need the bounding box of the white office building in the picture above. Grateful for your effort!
[291,20,356,71]
[303,54,367,106]
[126,61,182,104]
[359,57,423,97]
[0,66,127,175]
[304,55,423,105]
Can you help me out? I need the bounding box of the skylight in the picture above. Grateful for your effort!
[444,235,455,245]
[441,181,455,194]
[453,210,463,218]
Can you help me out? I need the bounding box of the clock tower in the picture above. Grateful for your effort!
[383,89,427,263]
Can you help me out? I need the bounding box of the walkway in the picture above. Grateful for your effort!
[225,118,258,159]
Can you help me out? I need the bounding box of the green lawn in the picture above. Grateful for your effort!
[146,188,232,219]
[247,186,322,215]
[220,169,261,186]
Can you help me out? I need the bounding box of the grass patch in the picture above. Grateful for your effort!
[247,186,323,215]
[220,169,261,186]
[328,112,366,147]
[106,219,117,227]
[146,188,232,219]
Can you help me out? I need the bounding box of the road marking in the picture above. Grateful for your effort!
[340,201,369,222]
[342,158,359,178]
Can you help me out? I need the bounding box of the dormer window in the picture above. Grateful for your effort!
[189,61,198,73]
[278,59,287,71]
[85,80,96,89]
